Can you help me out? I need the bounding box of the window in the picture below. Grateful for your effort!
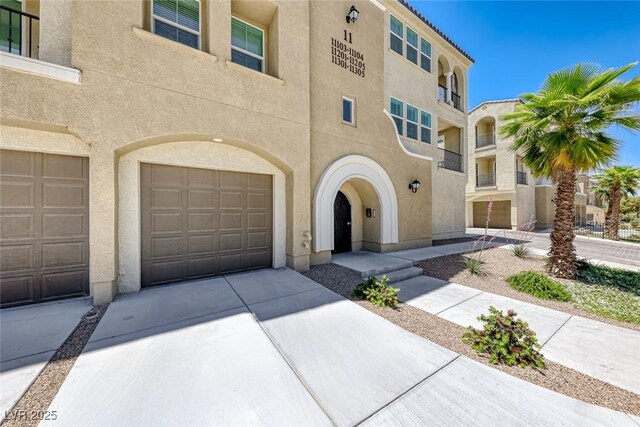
[342,97,355,125]
[406,105,418,140]
[390,98,403,136]
[420,38,431,72]
[406,28,418,65]
[231,17,264,72]
[390,15,403,55]
[420,110,432,143]
[152,0,200,49]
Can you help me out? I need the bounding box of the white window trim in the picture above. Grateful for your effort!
[406,103,419,140]
[420,110,432,143]
[390,97,404,129]
[420,37,432,72]
[231,16,266,73]
[389,14,403,54]
[404,25,422,66]
[151,0,202,49]
[342,96,356,126]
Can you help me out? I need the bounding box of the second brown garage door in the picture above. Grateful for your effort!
[140,163,273,287]
[473,201,511,229]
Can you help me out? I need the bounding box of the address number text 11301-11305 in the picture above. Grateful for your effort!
[331,36,366,78]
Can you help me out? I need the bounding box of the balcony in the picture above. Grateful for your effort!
[476,173,496,187]
[451,91,462,111]
[517,171,528,185]
[438,148,463,173]
[476,132,495,148]
[0,5,39,58]
[438,84,446,103]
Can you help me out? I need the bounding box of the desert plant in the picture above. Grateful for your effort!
[505,216,536,258]
[464,199,496,275]
[351,275,399,308]
[511,244,530,258]
[501,62,640,279]
[593,166,640,239]
[463,255,486,276]
[506,271,572,301]
[462,306,546,369]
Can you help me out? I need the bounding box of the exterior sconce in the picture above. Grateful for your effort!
[409,179,421,193]
[346,5,359,23]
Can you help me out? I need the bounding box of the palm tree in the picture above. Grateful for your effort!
[501,63,640,279]
[593,166,640,238]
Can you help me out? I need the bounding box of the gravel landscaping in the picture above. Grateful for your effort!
[304,263,640,416]
[419,248,640,332]
[3,305,109,427]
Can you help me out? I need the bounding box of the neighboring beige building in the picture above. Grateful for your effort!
[0,0,472,307]
[466,99,590,230]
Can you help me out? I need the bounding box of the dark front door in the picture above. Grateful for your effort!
[333,191,351,253]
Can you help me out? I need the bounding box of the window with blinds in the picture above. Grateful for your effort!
[390,97,404,136]
[390,15,403,55]
[231,17,264,72]
[152,0,200,49]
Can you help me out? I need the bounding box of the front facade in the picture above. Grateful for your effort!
[0,0,472,307]
[466,100,591,230]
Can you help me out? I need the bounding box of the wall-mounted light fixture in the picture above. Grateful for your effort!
[346,5,359,23]
[409,179,421,193]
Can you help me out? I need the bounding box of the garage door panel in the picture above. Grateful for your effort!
[147,236,183,258]
[42,183,86,208]
[0,245,34,271]
[41,270,86,299]
[1,214,34,240]
[42,242,86,268]
[0,182,34,207]
[0,150,89,307]
[473,201,511,229]
[42,213,85,238]
[151,188,182,208]
[0,276,34,305]
[42,153,86,180]
[140,163,272,287]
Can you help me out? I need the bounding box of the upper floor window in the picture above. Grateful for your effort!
[342,97,355,125]
[406,104,419,140]
[420,38,431,73]
[231,17,264,72]
[405,28,419,65]
[390,15,403,55]
[420,110,432,143]
[390,97,403,136]
[152,0,200,49]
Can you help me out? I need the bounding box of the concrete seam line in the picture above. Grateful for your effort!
[354,354,462,426]
[241,286,323,307]
[625,412,640,426]
[434,287,486,316]
[540,314,574,349]
[221,276,338,427]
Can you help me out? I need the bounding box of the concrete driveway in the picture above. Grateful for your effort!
[0,298,91,422]
[41,269,636,426]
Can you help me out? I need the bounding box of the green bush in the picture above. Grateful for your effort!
[576,261,640,296]
[462,306,545,369]
[506,271,572,301]
[351,275,400,308]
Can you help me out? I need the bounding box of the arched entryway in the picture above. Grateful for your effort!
[313,155,398,253]
[333,191,352,253]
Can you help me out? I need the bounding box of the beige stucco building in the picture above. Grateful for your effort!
[466,99,592,230]
[0,0,472,307]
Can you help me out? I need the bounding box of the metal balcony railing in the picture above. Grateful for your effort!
[517,171,528,185]
[476,132,495,148]
[451,91,462,111]
[476,173,496,187]
[438,148,463,172]
[0,5,39,58]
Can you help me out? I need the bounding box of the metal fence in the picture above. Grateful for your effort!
[574,220,640,242]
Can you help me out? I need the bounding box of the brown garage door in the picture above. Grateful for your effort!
[1,150,89,308]
[473,201,511,229]
[140,163,272,287]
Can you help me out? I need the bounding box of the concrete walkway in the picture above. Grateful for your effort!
[0,298,91,422]
[40,269,636,426]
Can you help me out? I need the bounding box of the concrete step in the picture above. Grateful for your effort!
[375,267,423,284]
[332,251,414,278]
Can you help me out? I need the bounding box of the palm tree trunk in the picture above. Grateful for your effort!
[605,185,622,239]
[548,168,577,279]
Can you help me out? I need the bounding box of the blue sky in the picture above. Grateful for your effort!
[413,1,640,167]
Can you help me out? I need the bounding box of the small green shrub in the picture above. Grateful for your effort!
[462,306,545,369]
[576,261,640,296]
[510,243,530,258]
[351,275,400,308]
[506,271,572,301]
[463,254,486,276]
